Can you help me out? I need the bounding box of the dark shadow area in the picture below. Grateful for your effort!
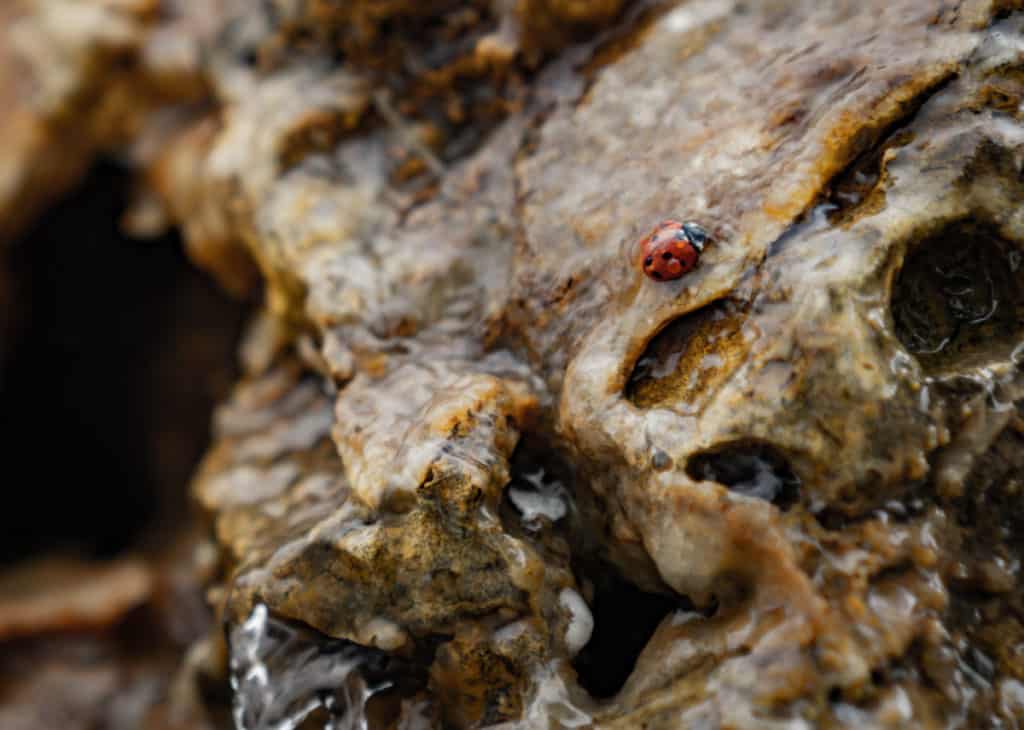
[572,570,678,699]
[0,161,249,562]
[686,441,801,510]
[892,219,1024,374]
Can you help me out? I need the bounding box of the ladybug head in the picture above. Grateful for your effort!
[681,221,709,252]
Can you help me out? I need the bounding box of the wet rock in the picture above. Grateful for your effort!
[0,557,152,641]
[0,0,209,244]
[0,532,223,730]
[194,351,585,726]
[5,0,1024,728]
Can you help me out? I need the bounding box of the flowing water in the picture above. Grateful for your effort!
[230,605,395,730]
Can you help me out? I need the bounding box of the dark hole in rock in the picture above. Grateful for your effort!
[572,569,679,698]
[891,220,1024,374]
[0,161,248,562]
[626,299,748,412]
[686,442,800,510]
[825,129,915,225]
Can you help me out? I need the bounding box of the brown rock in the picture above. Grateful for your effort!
[0,557,152,641]
[5,0,1024,728]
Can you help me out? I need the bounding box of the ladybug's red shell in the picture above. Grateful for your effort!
[637,219,707,282]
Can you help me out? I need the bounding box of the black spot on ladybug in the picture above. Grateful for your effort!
[661,252,672,260]
[644,256,653,266]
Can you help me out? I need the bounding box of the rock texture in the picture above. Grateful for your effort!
[4,0,1024,728]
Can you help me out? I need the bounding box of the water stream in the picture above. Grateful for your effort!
[230,605,394,730]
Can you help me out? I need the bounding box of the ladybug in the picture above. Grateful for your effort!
[637,219,709,282]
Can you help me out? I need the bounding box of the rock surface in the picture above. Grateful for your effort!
[4,0,1024,728]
